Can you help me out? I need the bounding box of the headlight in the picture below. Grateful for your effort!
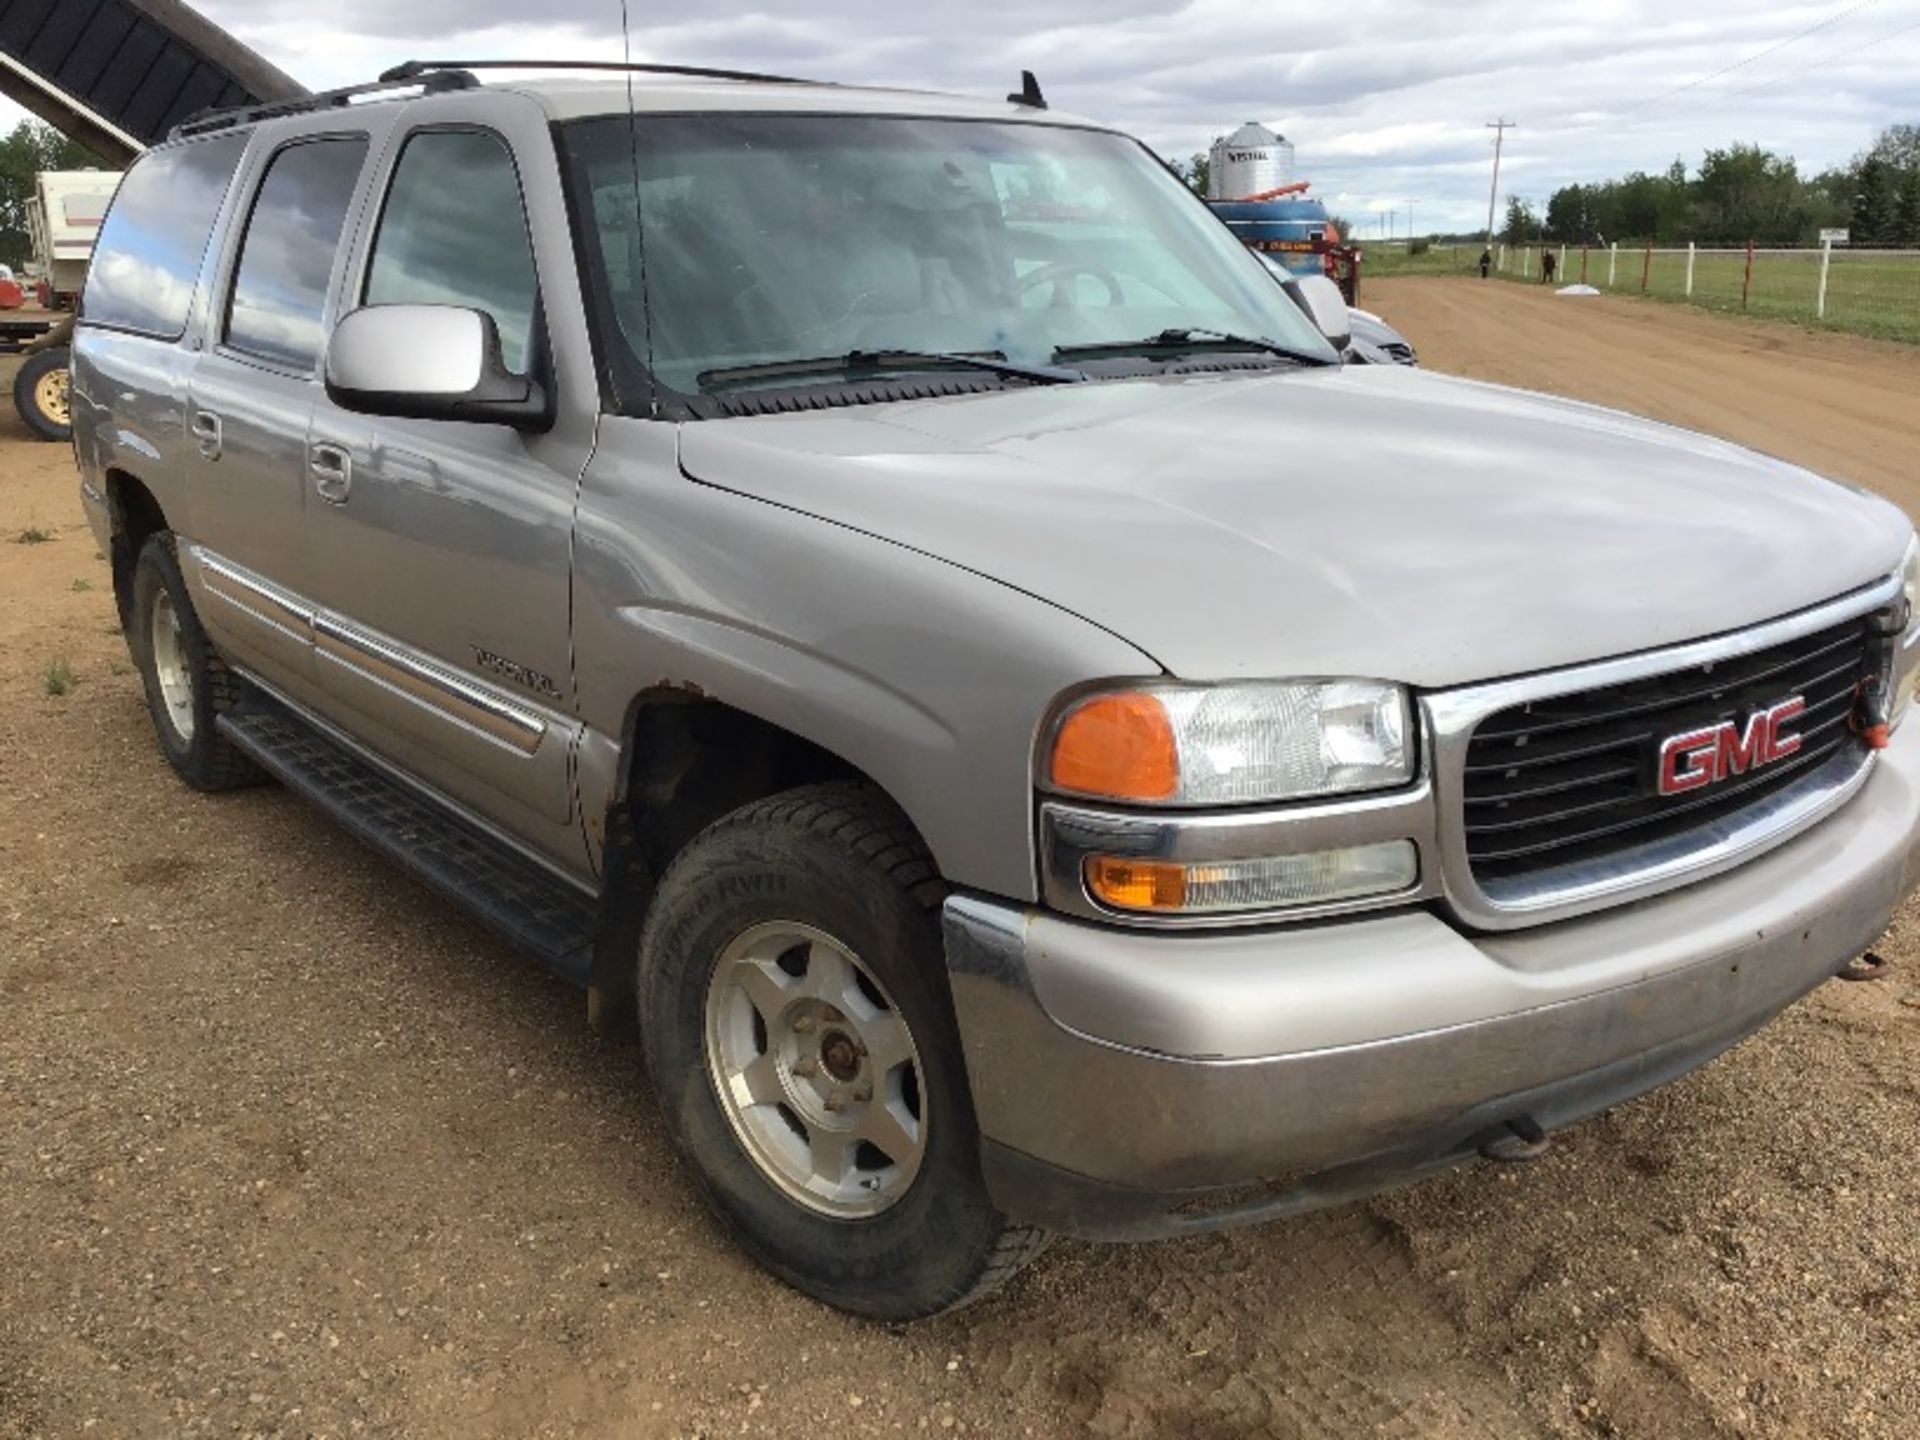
[1902,534,1920,626]
[1046,680,1413,806]
[1894,535,1920,730]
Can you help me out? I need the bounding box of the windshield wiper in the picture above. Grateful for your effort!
[698,348,1088,391]
[1054,328,1336,368]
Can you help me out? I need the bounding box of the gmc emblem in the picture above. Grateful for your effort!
[1656,696,1806,796]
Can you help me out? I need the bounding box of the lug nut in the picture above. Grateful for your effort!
[792,1015,815,1034]
[853,1083,873,1103]
[792,1057,818,1078]
[824,1090,846,1113]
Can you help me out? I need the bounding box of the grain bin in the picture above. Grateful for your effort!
[1207,122,1294,201]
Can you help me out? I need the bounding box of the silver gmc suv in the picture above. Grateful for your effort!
[73,61,1920,1320]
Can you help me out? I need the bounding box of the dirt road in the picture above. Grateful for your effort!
[1363,277,1920,517]
[4,289,1919,1440]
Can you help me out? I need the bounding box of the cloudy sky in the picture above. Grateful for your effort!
[26,1,1920,234]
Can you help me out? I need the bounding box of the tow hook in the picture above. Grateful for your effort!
[1836,950,1893,982]
[1479,1114,1552,1163]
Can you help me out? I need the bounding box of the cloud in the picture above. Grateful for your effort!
[33,2,1920,233]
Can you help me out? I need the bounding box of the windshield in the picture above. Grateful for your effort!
[558,113,1336,407]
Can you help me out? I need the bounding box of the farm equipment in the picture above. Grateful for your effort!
[1207,183,1365,304]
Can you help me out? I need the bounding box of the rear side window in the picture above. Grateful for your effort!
[225,137,368,371]
[364,130,539,374]
[83,134,246,338]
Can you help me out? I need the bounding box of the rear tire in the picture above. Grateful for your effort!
[637,781,1048,1319]
[13,346,70,443]
[129,535,262,792]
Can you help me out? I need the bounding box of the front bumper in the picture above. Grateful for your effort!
[944,721,1920,1241]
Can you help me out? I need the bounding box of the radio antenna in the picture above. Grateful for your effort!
[617,1,659,415]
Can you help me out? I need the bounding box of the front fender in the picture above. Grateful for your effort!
[571,417,1159,901]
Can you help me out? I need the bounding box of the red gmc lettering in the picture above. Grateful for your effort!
[1656,696,1805,797]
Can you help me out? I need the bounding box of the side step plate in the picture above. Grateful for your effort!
[217,695,598,985]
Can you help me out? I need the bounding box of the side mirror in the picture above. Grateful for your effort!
[1281,273,1352,352]
[325,304,551,430]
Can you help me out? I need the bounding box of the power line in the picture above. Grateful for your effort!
[1662,11,1920,120]
[1620,0,1883,116]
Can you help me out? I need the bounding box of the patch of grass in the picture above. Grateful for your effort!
[1373,244,1920,348]
[71,577,92,592]
[14,526,54,545]
[44,657,75,697]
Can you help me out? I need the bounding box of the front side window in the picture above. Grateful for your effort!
[83,133,247,338]
[559,113,1335,405]
[363,129,539,375]
[225,137,368,370]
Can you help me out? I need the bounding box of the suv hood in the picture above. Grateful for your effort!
[678,367,1908,688]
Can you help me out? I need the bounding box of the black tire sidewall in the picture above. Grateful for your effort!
[13,348,70,443]
[130,538,232,789]
[639,799,1009,1319]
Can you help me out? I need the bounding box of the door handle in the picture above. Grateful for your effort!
[310,442,353,504]
[190,408,222,460]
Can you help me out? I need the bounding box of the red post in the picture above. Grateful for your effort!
[1641,238,1652,294]
[1742,240,1754,310]
[1581,245,1590,283]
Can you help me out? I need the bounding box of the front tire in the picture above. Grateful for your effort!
[637,782,1048,1319]
[129,535,261,792]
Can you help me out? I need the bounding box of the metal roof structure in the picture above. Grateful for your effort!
[0,0,305,161]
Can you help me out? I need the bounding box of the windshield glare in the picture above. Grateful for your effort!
[560,113,1336,401]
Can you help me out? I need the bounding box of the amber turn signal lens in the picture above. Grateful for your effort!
[1049,693,1179,801]
[1084,856,1189,911]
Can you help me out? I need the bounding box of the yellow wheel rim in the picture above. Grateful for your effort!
[35,367,69,428]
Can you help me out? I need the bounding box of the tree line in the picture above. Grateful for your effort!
[1505,124,1920,249]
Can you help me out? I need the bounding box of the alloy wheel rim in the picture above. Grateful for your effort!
[149,590,195,742]
[35,367,68,427]
[704,920,927,1218]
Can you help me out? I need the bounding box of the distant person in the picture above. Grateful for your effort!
[1478,248,1492,278]
[1540,249,1557,284]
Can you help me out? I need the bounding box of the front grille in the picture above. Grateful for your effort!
[1462,617,1875,885]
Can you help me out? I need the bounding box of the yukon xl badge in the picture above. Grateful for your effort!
[473,647,563,700]
[1655,696,1805,797]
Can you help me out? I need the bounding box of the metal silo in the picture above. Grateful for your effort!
[1207,122,1294,200]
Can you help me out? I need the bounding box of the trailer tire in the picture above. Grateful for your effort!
[14,347,70,443]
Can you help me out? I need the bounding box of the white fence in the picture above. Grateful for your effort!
[1473,241,1920,340]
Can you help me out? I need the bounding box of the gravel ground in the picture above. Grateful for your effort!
[3,287,1919,1439]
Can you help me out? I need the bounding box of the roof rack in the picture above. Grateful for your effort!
[378,59,819,87]
[171,70,478,140]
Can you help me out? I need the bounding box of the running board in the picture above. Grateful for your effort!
[217,695,598,985]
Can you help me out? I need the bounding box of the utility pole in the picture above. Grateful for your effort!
[1406,198,1416,243]
[1484,118,1515,246]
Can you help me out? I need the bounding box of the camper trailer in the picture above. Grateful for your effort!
[26,169,121,309]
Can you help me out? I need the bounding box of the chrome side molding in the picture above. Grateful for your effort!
[314,613,547,756]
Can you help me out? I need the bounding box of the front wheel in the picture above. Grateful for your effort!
[637,781,1048,1319]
